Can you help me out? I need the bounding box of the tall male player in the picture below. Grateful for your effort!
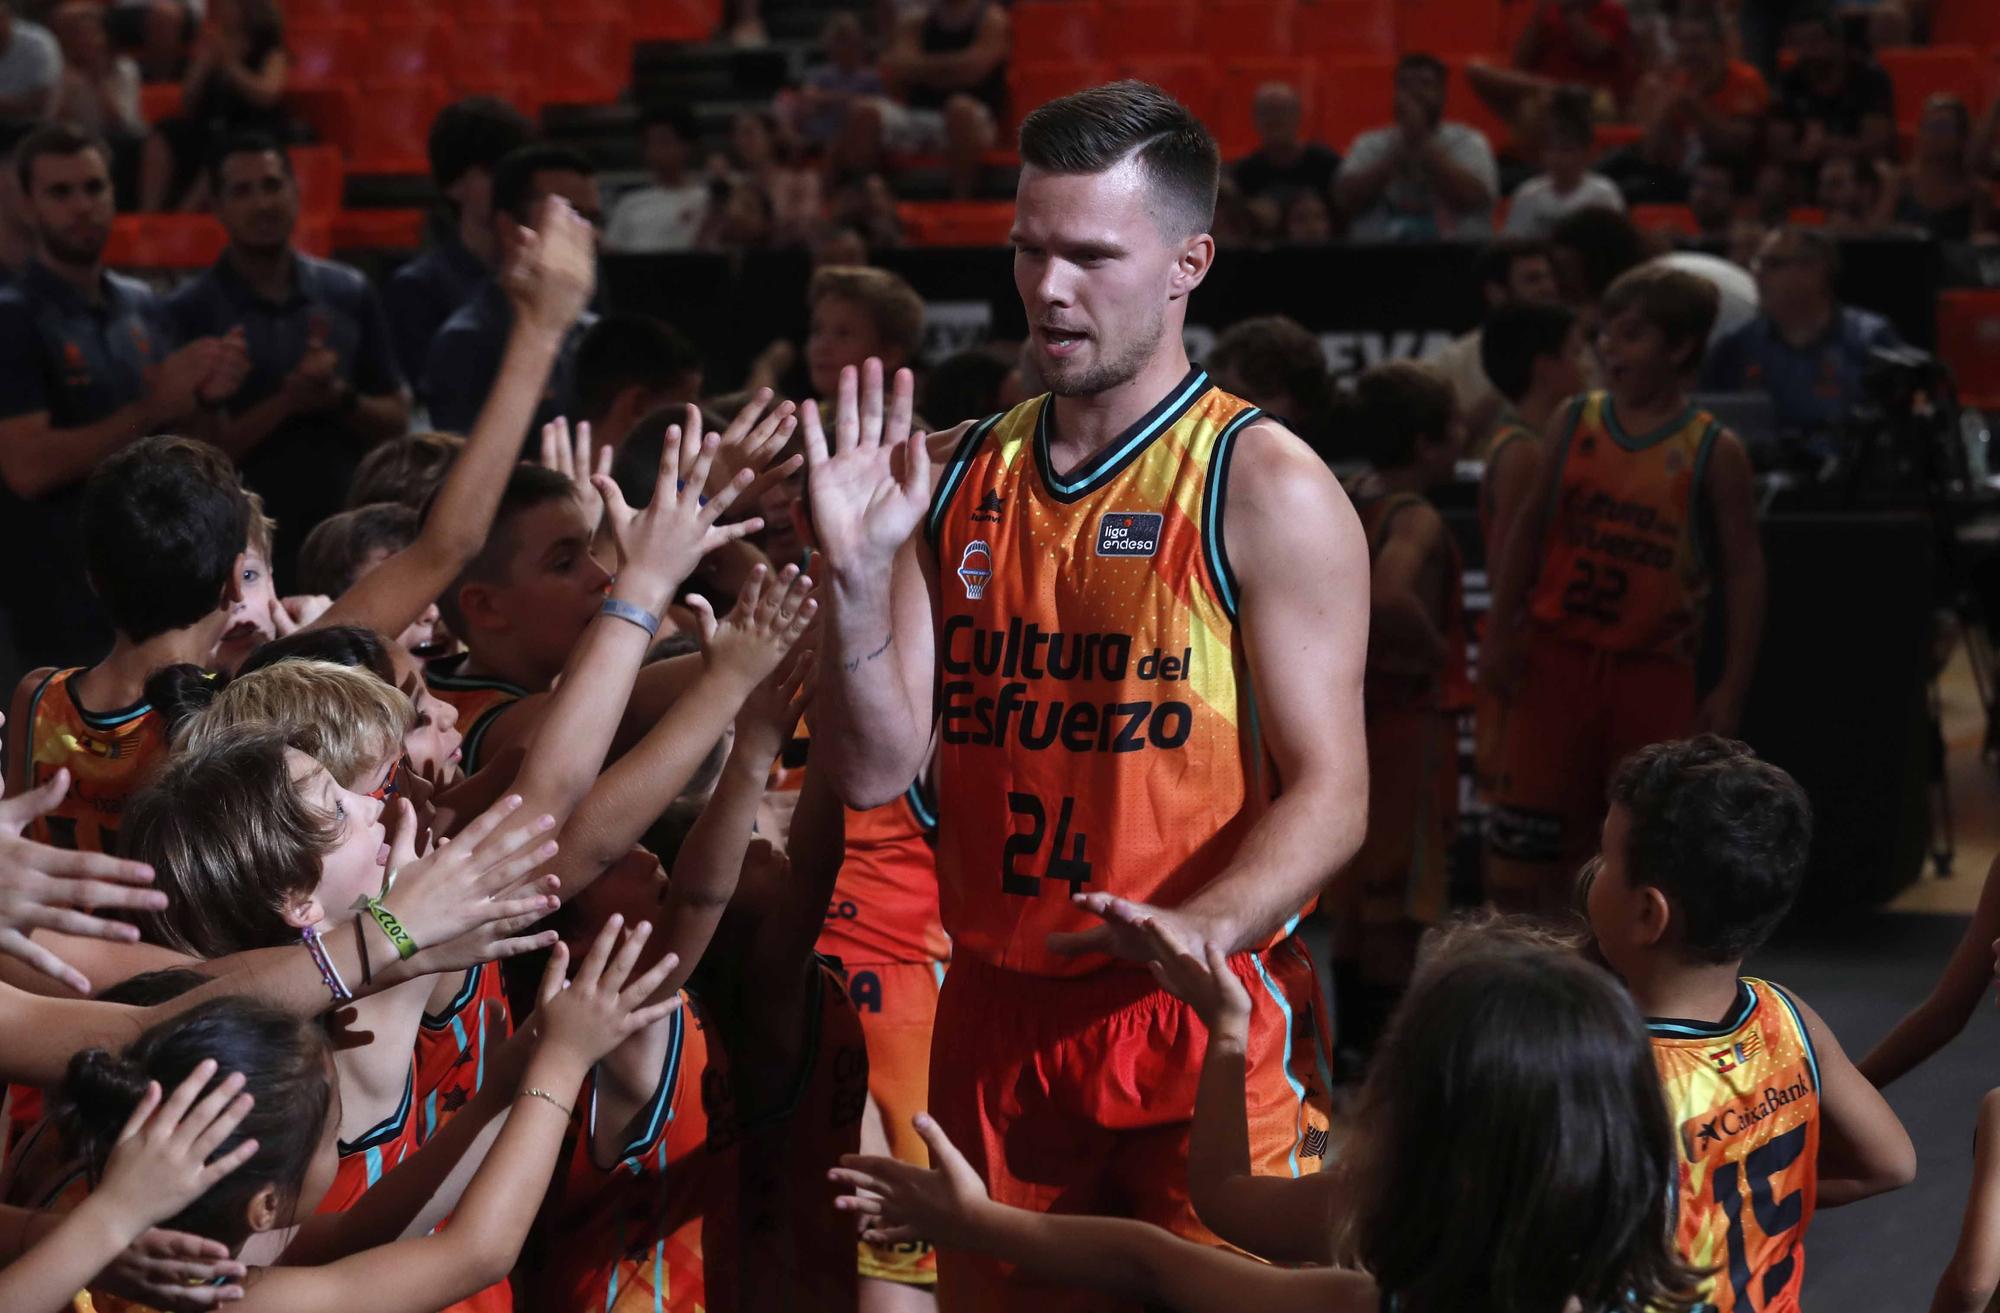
[803,82,1370,1312]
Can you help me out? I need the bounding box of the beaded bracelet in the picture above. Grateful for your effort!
[362,896,418,961]
[519,1087,574,1119]
[300,924,352,1003]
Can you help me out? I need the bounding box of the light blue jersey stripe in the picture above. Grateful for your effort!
[1251,953,1308,1178]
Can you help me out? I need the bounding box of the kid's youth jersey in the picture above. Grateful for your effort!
[1528,392,1721,661]
[818,782,948,966]
[1477,420,1538,555]
[1650,977,1820,1313]
[423,656,529,775]
[315,1062,420,1215]
[927,371,1284,977]
[415,961,511,1142]
[1356,491,1471,714]
[14,667,171,853]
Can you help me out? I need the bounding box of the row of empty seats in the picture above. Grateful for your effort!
[280,0,717,43]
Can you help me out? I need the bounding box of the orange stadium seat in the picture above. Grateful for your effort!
[1296,0,1395,60]
[281,0,353,24]
[1013,2,1099,61]
[1010,60,1113,123]
[294,214,334,258]
[138,81,180,124]
[1445,56,1514,150]
[1320,56,1398,151]
[1214,57,1320,156]
[285,82,359,153]
[1877,46,1984,129]
[540,17,633,105]
[1396,0,1501,54]
[348,79,450,174]
[289,145,344,216]
[358,17,456,85]
[1628,203,1698,236]
[454,15,542,83]
[1195,1,1296,60]
[1111,56,1220,124]
[898,200,1015,246]
[454,71,545,116]
[287,18,363,86]
[1939,289,2000,410]
[627,0,721,41]
[1096,1,1198,59]
[1932,0,2000,47]
[331,208,428,250]
[105,214,227,269]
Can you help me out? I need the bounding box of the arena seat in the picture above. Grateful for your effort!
[1938,289,2000,411]
[287,18,364,86]
[1628,203,1698,236]
[1932,0,2000,47]
[897,200,1015,247]
[1096,1,1199,59]
[1012,2,1099,61]
[453,15,542,88]
[452,71,545,117]
[288,145,344,216]
[539,17,633,105]
[1296,0,1395,60]
[1877,46,1984,130]
[1445,56,1515,150]
[1010,60,1113,125]
[1320,56,1398,152]
[1213,57,1320,157]
[627,0,721,42]
[138,82,180,124]
[330,208,428,250]
[104,214,227,269]
[1396,0,1502,54]
[347,79,450,174]
[280,0,352,24]
[1109,56,1220,125]
[358,16,456,85]
[1195,1,1296,60]
[284,82,359,155]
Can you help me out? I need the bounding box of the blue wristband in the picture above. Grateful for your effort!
[600,597,661,638]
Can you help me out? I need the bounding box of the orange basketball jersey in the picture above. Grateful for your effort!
[416,960,511,1142]
[1356,491,1470,714]
[1528,393,1720,661]
[423,657,528,775]
[928,371,1283,977]
[1650,977,1820,1313]
[819,782,948,966]
[14,667,171,854]
[315,1062,420,1215]
[1477,420,1538,556]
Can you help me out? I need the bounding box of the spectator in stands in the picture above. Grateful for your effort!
[166,134,410,590]
[1504,89,1625,238]
[1335,53,1500,241]
[1687,156,1745,242]
[1547,203,1646,324]
[604,106,708,255]
[746,263,924,401]
[1205,315,1335,459]
[1283,190,1336,243]
[875,0,1009,200]
[719,109,821,247]
[1233,81,1341,232]
[0,2,58,142]
[921,343,1012,429]
[0,123,245,671]
[1703,224,1901,442]
[47,2,140,202]
[423,143,601,439]
[826,171,904,249]
[1595,114,1692,207]
[1772,11,1894,184]
[789,11,886,160]
[1633,4,1769,166]
[384,97,536,394]
[810,223,871,268]
[1815,154,1893,235]
[104,0,190,83]
[1879,95,1990,242]
[570,312,704,451]
[698,176,778,253]
[139,0,293,212]
[1431,239,1561,446]
[1466,0,1640,153]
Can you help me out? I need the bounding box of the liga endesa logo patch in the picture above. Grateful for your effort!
[1096,512,1163,557]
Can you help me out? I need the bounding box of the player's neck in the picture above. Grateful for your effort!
[37,247,103,299]
[225,241,295,301]
[1625,954,1744,1025]
[1045,347,1196,472]
[1608,381,1687,433]
[1515,388,1563,435]
[81,624,223,711]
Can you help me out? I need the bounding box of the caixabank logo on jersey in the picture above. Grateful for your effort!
[1096,512,1163,558]
[1678,1067,1814,1163]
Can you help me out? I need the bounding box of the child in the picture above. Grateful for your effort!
[46,918,679,1313]
[1502,89,1627,239]
[5,435,248,855]
[1328,361,1468,1061]
[1484,265,1766,914]
[829,929,1706,1312]
[345,432,463,512]
[294,504,445,658]
[1584,736,1915,1308]
[1860,847,2000,1087]
[212,492,285,677]
[1936,1090,2000,1311]
[1473,298,1586,797]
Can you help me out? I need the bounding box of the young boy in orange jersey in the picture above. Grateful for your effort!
[1472,299,1586,798]
[1585,736,1914,1311]
[1484,264,1766,913]
[5,435,249,855]
[1330,361,1468,1063]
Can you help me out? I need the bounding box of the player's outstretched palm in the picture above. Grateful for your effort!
[802,359,929,570]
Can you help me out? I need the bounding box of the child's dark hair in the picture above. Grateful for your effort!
[1336,360,1456,470]
[1547,87,1595,151]
[56,997,332,1247]
[1608,735,1812,963]
[435,464,580,638]
[94,967,211,1007]
[296,503,421,598]
[1338,937,1705,1312]
[81,436,249,643]
[346,432,463,509]
[1599,265,1721,373]
[1206,315,1333,430]
[1480,300,1578,403]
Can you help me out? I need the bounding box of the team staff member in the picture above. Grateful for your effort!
[0,122,247,676]
[805,82,1365,1311]
[167,133,409,590]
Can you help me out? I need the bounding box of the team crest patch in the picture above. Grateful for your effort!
[1095,512,1162,557]
[957,540,992,599]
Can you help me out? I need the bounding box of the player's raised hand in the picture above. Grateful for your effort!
[830,1113,995,1250]
[0,768,167,994]
[505,196,597,336]
[801,359,929,571]
[1135,920,1252,1040]
[1047,892,1220,971]
[591,418,765,617]
[674,391,804,508]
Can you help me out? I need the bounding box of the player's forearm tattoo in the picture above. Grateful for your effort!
[843,634,892,673]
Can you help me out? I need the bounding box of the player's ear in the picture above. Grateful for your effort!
[1635,884,1672,948]
[456,581,507,634]
[1169,232,1215,300]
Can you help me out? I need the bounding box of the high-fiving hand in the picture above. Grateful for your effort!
[591,419,766,619]
[801,359,930,572]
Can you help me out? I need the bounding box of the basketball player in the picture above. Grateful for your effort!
[803,82,1367,1312]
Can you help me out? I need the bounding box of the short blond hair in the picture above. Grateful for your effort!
[245,488,276,560]
[809,265,925,363]
[175,659,412,789]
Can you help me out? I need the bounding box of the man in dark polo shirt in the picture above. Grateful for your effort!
[168,134,409,590]
[384,96,535,393]
[0,122,245,675]
[423,143,599,440]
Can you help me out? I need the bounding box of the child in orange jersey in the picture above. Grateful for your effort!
[1327,361,1468,1064]
[1484,264,1766,913]
[1586,736,1913,1312]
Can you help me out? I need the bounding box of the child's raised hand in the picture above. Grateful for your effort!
[385,795,564,974]
[92,1059,261,1240]
[831,1113,995,1251]
[533,915,684,1069]
[690,561,818,686]
[590,422,766,617]
[540,417,613,537]
[677,391,805,508]
[1137,919,1252,1040]
[0,769,166,993]
[96,1227,249,1311]
[731,641,815,762]
[505,196,596,336]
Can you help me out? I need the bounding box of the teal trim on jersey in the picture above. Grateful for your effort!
[1251,951,1308,1179]
[1033,368,1210,503]
[1200,407,1261,623]
[1603,395,1699,453]
[339,1066,414,1155]
[1645,979,1759,1039]
[1768,983,1822,1094]
[924,412,1003,543]
[904,780,939,833]
[589,1006,686,1167]
[421,965,481,1029]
